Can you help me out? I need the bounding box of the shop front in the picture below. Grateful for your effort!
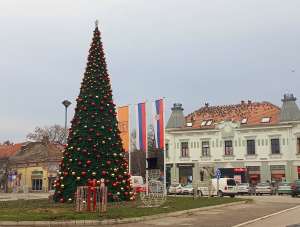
[247,166,261,184]
[178,164,193,185]
[218,168,247,183]
[270,165,285,182]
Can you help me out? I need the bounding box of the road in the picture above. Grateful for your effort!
[104,196,300,227]
[239,205,300,227]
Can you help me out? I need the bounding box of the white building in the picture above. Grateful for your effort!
[165,94,300,185]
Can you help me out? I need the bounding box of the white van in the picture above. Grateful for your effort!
[197,178,238,197]
[211,178,237,197]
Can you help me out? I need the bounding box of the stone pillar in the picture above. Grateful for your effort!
[192,163,200,184]
[171,165,179,184]
[285,161,293,182]
[261,162,270,182]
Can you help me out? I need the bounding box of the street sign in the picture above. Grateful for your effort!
[215,168,221,179]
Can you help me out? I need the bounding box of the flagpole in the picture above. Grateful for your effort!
[128,105,131,175]
[146,101,150,196]
[163,97,167,196]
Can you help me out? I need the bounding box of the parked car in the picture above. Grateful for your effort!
[248,184,256,195]
[211,178,238,197]
[181,184,194,195]
[255,182,272,195]
[277,182,292,195]
[237,183,250,195]
[168,183,183,194]
[291,180,300,197]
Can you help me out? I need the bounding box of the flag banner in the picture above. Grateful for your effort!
[117,106,130,152]
[153,99,165,150]
[136,102,147,152]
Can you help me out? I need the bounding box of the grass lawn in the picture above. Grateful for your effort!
[0,196,248,221]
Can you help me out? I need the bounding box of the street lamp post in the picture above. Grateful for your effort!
[62,100,71,144]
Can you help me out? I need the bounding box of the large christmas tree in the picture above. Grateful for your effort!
[54,22,132,202]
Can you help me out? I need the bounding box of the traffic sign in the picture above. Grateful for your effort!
[215,168,221,179]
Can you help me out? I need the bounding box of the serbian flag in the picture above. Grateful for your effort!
[136,102,147,152]
[153,99,165,150]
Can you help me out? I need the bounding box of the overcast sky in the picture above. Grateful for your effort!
[1,0,300,143]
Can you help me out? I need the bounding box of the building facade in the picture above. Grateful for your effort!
[4,142,62,192]
[165,94,300,186]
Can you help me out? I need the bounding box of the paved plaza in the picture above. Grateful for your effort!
[103,196,300,227]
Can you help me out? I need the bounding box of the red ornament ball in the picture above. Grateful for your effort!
[81,171,87,176]
[86,160,92,165]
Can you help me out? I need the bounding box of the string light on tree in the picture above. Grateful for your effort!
[53,21,132,202]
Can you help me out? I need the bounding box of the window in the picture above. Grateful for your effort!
[180,142,189,157]
[241,118,247,124]
[32,179,43,191]
[201,120,213,126]
[271,139,280,154]
[261,117,271,123]
[201,121,207,126]
[206,120,213,126]
[202,141,210,157]
[297,138,300,154]
[186,122,193,127]
[165,143,169,158]
[224,140,233,155]
[247,140,256,155]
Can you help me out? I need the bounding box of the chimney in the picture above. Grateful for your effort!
[205,103,209,108]
[241,100,245,105]
[280,94,300,122]
[166,103,185,129]
[248,100,252,105]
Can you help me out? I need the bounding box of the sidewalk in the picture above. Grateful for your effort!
[0,193,49,201]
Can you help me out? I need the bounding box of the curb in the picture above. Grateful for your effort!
[0,201,247,226]
[232,204,300,227]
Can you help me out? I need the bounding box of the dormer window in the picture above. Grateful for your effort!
[201,121,207,126]
[261,117,271,123]
[201,120,213,126]
[206,120,213,126]
[186,122,193,127]
[241,118,247,124]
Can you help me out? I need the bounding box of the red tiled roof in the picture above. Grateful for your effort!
[185,101,280,129]
[0,144,22,159]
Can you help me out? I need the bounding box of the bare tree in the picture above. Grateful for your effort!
[2,140,13,145]
[129,124,164,176]
[26,125,66,144]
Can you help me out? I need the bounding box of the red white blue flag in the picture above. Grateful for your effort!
[136,102,147,152]
[153,99,165,150]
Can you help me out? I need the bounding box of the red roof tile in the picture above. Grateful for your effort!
[185,101,280,129]
[0,144,22,159]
